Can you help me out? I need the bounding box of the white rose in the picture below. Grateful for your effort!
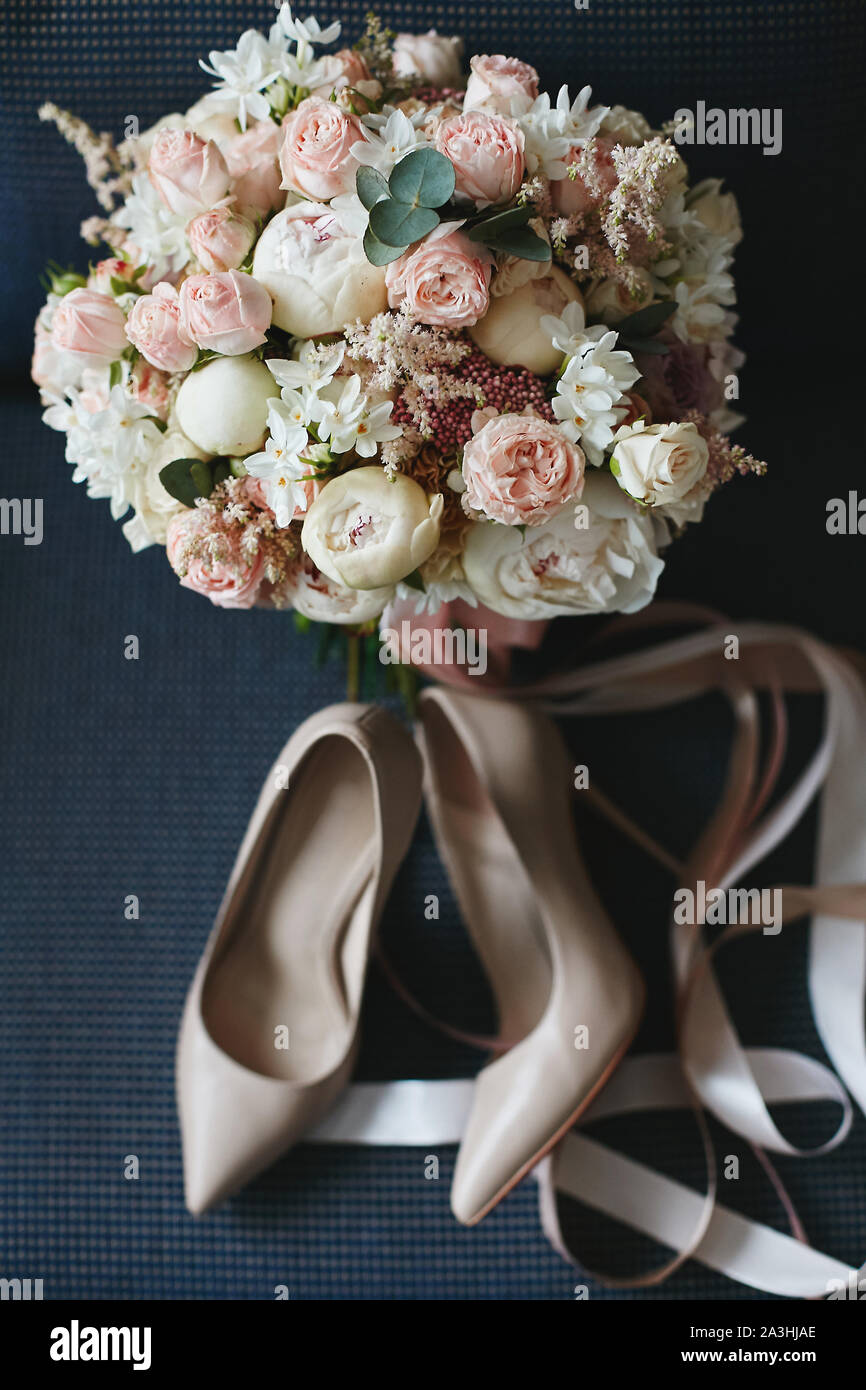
[599,105,653,146]
[284,552,394,624]
[584,269,654,325]
[470,267,582,375]
[686,178,743,246]
[175,354,276,456]
[252,203,388,337]
[393,30,464,87]
[121,427,209,551]
[611,420,709,506]
[301,467,443,590]
[463,470,665,618]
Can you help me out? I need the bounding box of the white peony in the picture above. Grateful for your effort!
[610,420,709,507]
[686,178,743,246]
[121,428,209,551]
[175,354,277,456]
[302,467,443,590]
[284,552,394,625]
[462,470,665,618]
[252,203,388,337]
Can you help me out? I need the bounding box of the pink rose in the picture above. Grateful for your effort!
[51,288,128,365]
[224,121,283,219]
[125,282,197,373]
[312,47,371,97]
[148,128,231,218]
[462,413,585,525]
[166,508,264,609]
[393,30,464,87]
[386,225,493,329]
[187,205,256,272]
[551,137,618,216]
[130,360,171,418]
[178,270,272,356]
[463,54,539,117]
[278,96,365,201]
[88,258,137,296]
[435,111,525,207]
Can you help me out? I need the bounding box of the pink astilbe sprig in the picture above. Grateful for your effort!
[38,103,133,212]
[604,136,680,262]
[683,410,768,490]
[345,308,476,440]
[178,479,299,607]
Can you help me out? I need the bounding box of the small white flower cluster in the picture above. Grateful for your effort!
[245,341,401,526]
[543,303,640,465]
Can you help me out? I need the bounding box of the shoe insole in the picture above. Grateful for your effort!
[202,737,377,1082]
[422,704,552,1043]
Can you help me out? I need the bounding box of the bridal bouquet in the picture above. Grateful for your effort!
[33,6,765,641]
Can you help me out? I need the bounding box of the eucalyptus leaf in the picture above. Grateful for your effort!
[369,198,439,248]
[388,147,455,209]
[467,204,533,240]
[159,459,205,509]
[356,165,389,211]
[363,224,408,266]
[483,225,551,262]
[615,300,676,337]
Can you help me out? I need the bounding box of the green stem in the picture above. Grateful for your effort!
[346,635,360,702]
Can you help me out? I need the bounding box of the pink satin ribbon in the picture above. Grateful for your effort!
[384,607,866,1295]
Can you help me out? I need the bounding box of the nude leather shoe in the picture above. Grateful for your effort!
[177,703,422,1215]
[416,687,645,1226]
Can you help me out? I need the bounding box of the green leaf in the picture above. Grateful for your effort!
[211,460,231,487]
[401,568,426,593]
[621,337,670,356]
[467,204,533,240]
[369,198,439,248]
[356,165,389,210]
[189,461,214,498]
[110,275,143,297]
[388,147,455,208]
[363,224,408,266]
[159,459,206,508]
[108,360,123,390]
[483,225,551,262]
[615,300,676,338]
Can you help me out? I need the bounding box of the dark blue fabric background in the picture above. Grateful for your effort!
[1,0,864,1300]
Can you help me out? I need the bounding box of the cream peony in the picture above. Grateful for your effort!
[610,420,709,507]
[284,552,394,625]
[463,470,665,618]
[469,267,580,375]
[174,354,276,456]
[301,467,443,590]
[393,30,464,87]
[686,178,743,246]
[252,203,388,336]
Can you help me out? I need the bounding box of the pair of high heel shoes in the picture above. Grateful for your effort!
[177,689,645,1222]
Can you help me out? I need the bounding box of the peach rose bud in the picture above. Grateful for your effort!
[187,205,256,273]
[463,54,539,117]
[178,269,272,356]
[148,127,231,218]
[51,288,128,365]
[125,282,198,373]
[386,226,493,329]
[393,30,464,88]
[278,95,365,201]
[435,110,525,207]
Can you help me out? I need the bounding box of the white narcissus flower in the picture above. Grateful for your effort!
[266,340,346,396]
[610,420,709,508]
[114,173,189,282]
[550,329,641,465]
[302,467,443,590]
[519,84,608,179]
[62,385,164,520]
[353,108,428,175]
[243,399,313,527]
[199,30,283,130]
[311,375,402,457]
[463,470,664,619]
